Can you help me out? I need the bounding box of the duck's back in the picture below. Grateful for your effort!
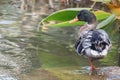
[75,29,111,58]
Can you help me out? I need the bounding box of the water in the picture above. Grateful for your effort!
[0,0,119,80]
[0,0,40,79]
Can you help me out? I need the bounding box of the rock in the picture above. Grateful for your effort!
[96,66,120,80]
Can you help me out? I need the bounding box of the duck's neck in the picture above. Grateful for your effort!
[78,21,98,37]
[87,21,98,29]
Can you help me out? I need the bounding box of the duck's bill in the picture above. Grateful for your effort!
[69,17,79,24]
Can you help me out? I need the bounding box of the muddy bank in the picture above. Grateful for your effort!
[19,68,60,80]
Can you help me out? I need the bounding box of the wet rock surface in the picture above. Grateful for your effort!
[98,66,120,80]
[90,66,120,80]
[72,66,120,80]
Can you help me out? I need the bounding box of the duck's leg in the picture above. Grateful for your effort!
[89,59,96,70]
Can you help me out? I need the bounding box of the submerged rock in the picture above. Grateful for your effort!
[98,66,120,80]
[71,66,120,80]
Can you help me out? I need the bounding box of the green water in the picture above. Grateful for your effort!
[37,24,119,67]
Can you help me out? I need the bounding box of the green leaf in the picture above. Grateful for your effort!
[91,0,111,3]
[94,10,111,21]
[97,14,116,29]
[41,8,91,23]
[51,21,85,27]
[43,10,111,27]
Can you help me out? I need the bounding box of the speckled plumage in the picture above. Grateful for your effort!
[75,10,112,60]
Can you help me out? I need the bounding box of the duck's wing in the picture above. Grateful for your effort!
[75,29,112,57]
[97,29,111,45]
[75,37,84,55]
[91,29,112,52]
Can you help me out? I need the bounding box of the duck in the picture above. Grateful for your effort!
[69,10,112,70]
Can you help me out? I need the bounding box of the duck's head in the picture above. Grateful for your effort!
[69,10,97,24]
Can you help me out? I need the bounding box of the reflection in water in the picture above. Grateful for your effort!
[0,0,41,79]
[0,20,16,24]
[37,27,76,54]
